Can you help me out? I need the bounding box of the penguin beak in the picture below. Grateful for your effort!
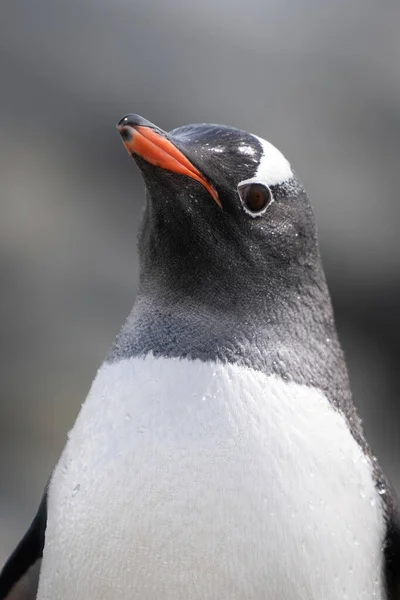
[117,114,221,208]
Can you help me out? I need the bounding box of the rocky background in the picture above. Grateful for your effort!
[1,0,399,562]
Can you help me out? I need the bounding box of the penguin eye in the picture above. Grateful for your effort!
[237,183,273,217]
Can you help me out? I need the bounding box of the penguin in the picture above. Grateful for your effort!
[1,114,399,600]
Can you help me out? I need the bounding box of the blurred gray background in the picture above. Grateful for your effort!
[1,0,399,563]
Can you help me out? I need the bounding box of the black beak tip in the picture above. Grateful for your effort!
[118,128,132,143]
[116,113,156,131]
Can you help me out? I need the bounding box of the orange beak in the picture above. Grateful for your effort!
[117,115,221,208]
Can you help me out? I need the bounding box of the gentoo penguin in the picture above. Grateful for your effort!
[1,114,399,600]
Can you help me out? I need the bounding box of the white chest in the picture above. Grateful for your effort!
[38,356,385,600]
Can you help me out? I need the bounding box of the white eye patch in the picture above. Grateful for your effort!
[239,135,293,189]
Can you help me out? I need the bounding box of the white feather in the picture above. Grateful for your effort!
[38,355,385,600]
[238,135,293,189]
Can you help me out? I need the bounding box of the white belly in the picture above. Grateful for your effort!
[38,355,385,599]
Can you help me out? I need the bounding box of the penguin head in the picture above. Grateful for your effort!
[117,114,320,311]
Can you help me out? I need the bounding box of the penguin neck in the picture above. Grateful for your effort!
[107,265,351,409]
